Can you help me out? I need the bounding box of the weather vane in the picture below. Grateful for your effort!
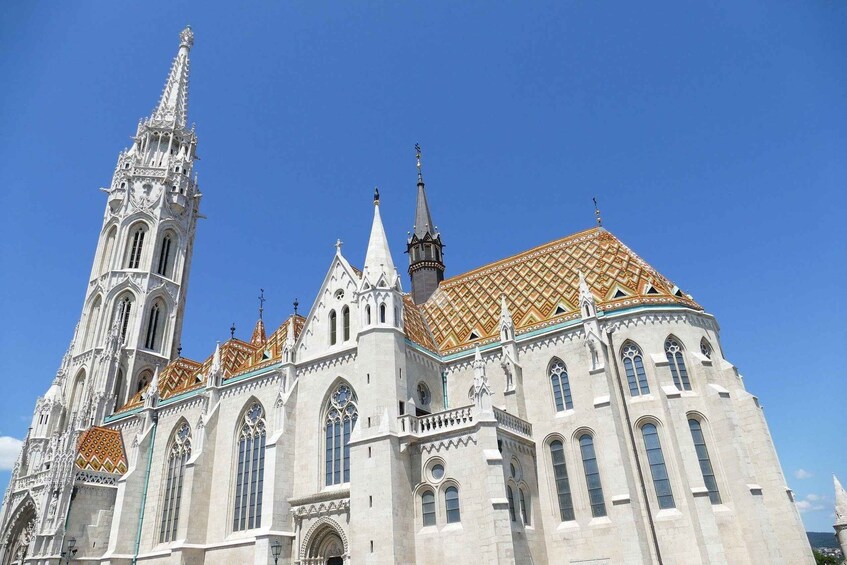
[415,143,422,171]
[258,288,266,320]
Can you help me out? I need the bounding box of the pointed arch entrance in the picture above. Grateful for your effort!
[300,517,348,565]
[2,498,36,565]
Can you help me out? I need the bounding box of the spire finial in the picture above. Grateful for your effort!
[374,187,380,206]
[593,196,602,227]
[415,142,423,183]
[230,322,236,340]
[293,298,299,316]
[258,288,265,321]
[179,25,195,49]
[335,239,343,254]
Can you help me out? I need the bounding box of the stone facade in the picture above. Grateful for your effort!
[0,27,814,565]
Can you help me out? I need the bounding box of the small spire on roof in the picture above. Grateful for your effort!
[593,196,603,227]
[335,238,343,254]
[415,142,423,183]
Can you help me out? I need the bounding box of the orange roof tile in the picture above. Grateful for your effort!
[75,426,128,474]
[403,295,439,353]
[419,228,700,355]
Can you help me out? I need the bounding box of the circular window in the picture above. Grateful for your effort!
[510,463,516,478]
[417,382,431,406]
[334,289,345,300]
[431,464,444,480]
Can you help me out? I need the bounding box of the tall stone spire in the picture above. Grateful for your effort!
[407,144,445,304]
[363,188,397,282]
[149,26,194,129]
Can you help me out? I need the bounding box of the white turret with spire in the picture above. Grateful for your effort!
[358,189,404,332]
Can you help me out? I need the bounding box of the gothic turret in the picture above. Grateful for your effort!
[358,189,403,331]
[406,145,444,304]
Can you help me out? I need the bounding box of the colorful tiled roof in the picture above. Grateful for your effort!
[75,426,128,474]
[115,315,305,414]
[403,295,439,353]
[418,228,701,355]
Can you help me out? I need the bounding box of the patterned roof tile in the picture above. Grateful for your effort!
[75,426,128,474]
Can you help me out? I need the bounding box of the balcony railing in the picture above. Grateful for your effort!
[493,407,533,438]
[398,405,533,441]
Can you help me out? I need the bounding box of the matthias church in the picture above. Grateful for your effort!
[0,28,813,564]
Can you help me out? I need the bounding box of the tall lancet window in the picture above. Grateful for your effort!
[550,440,575,521]
[549,358,573,412]
[688,419,721,504]
[115,294,134,343]
[233,402,266,531]
[144,302,162,351]
[342,306,350,341]
[126,224,147,269]
[329,310,337,345]
[157,233,173,277]
[325,383,358,486]
[641,423,675,509]
[159,422,191,543]
[664,337,691,391]
[579,434,607,517]
[621,342,650,396]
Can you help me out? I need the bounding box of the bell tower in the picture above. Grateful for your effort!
[406,144,445,304]
[64,26,202,427]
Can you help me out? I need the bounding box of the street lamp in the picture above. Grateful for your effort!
[270,540,282,565]
[62,537,77,563]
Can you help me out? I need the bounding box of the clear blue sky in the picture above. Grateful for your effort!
[1,2,844,532]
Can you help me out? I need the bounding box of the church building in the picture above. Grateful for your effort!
[0,28,813,565]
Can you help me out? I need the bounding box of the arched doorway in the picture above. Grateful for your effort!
[301,518,348,565]
[2,500,36,565]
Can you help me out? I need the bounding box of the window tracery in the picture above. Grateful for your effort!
[233,402,266,531]
[159,421,191,542]
[665,337,691,391]
[325,384,358,486]
[621,342,650,396]
[549,359,573,411]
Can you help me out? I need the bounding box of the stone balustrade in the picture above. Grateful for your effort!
[493,407,533,438]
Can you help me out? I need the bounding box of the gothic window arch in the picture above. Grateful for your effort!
[159,421,191,543]
[621,341,650,396]
[136,369,153,394]
[421,489,436,526]
[113,292,135,343]
[506,485,516,522]
[99,225,117,274]
[342,306,350,341]
[113,367,125,412]
[125,223,148,269]
[444,485,461,523]
[69,369,86,425]
[156,231,176,278]
[578,434,607,517]
[83,295,103,351]
[549,358,573,412]
[519,487,530,525]
[329,310,337,346]
[664,336,691,391]
[233,402,266,531]
[324,383,358,486]
[549,439,575,521]
[144,300,166,352]
[688,418,721,504]
[641,423,675,509]
[700,338,713,359]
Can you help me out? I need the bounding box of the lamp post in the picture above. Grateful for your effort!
[270,540,282,565]
[62,537,77,563]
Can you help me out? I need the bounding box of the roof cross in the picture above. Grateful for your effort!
[258,288,266,320]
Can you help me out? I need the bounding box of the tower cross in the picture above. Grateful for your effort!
[258,289,266,320]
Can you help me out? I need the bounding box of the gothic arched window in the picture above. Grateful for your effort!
[519,488,530,525]
[113,368,125,411]
[445,486,461,523]
[665,337,691,391]
[421,490,436,526]
[621,342,650,396]
[126,224,147,269]
[115,294,134,343]
[579,434,606,517]
[144,302,163,351]
[379,303,386,324]
[365,305,371,325]
[506,485,516,522]
[83,295,102,351]
[136,369,153,394]
[156,233,174,277]
[233,402,266,531]
[641,423,675,509]
[329,310,337,346]
[549,358,573,412]
[700,338,713,359]
[159,421,191,543]
[100,226,117,275]
[688,419,721,504]
[550,440,574,521]
[342,306,350,341]
[325,383,358,486]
